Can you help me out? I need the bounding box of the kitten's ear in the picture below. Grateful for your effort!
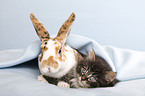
[87,49,95,61]
[104,71,116,84]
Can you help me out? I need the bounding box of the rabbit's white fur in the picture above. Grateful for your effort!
[30,13,82,78]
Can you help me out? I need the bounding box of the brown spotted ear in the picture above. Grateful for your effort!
[55,13,75,44]
[104,71,116,84]
[30,13,50,41]
[87,49,95,61]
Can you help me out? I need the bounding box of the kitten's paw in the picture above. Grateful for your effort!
[57,81,70,88]
[38,75,48,83]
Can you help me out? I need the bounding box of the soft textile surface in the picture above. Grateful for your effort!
[0,34,145,96]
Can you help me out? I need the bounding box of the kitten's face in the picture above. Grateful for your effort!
[77,63,100,88]
[76,59,117,88]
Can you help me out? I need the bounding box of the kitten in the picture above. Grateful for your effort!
[41,50,119,88]
[74,53,119,88]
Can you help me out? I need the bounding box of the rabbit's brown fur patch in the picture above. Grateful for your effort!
[41,56,59,69]
[39,53,43,62]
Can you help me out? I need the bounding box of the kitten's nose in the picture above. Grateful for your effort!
[81,75,87,80]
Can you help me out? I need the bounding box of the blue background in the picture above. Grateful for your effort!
[0,0,145,51]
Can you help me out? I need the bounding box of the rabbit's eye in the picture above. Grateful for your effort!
[58,47,62,54]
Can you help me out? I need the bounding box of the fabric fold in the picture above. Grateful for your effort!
[0,34,145,81]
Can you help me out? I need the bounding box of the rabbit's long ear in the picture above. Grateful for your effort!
[55,13,75,44]
[30,13,50,41]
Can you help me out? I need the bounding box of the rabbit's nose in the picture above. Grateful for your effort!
[41,67,50,73]
[41,56,59,73]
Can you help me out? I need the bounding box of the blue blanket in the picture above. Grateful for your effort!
[0,34,145,96]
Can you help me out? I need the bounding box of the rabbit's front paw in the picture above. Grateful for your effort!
[57,81,70,88]
[38,75,48,83]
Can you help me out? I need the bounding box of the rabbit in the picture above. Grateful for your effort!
[30,13,119,88]
[30,13,83,87]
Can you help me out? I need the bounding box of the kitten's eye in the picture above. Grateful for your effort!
[88,76,97,82]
